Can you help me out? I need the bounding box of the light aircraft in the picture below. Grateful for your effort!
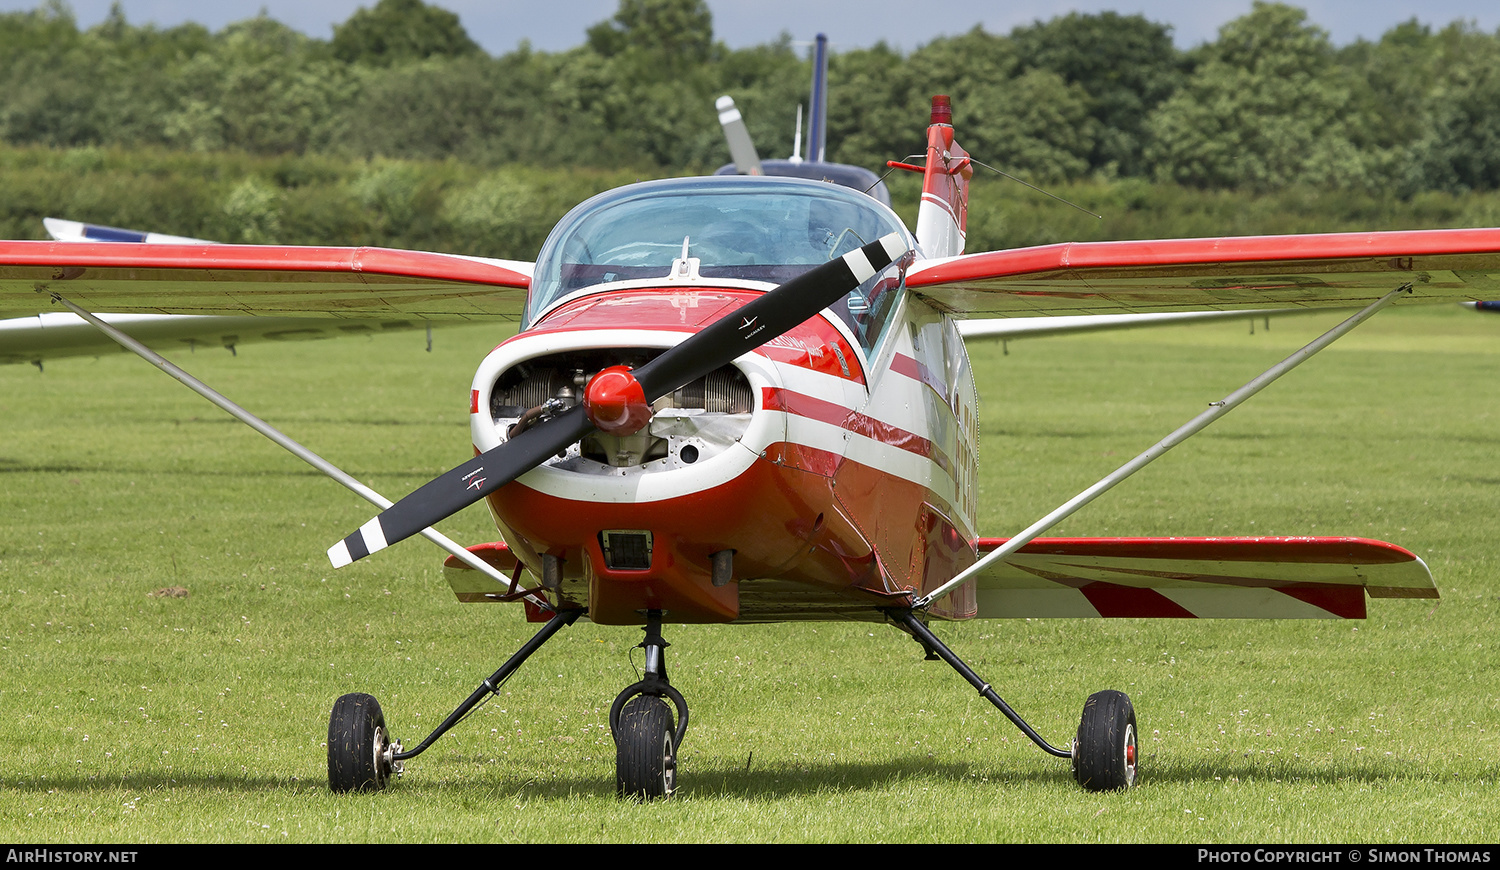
[3,95,1499,800]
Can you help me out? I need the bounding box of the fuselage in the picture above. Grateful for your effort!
[469,177,979,624]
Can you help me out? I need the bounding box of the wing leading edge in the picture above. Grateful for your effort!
[971,536,1435,620]
[909,228,1500,317]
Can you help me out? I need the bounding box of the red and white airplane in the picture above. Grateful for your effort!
[3,96,1498,799]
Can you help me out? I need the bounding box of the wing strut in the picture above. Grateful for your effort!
[916,283,1413,609]
[40,289,531,602]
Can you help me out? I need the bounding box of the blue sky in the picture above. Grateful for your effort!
[3,1,1498,55]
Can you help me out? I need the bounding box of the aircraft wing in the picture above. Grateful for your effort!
[0,311,448,364]
[0,241,533,321]
[908,229,1500,316]
[972,536,1435,620]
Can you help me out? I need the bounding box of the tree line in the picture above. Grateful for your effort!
[7,0,1500,261]
[5,0,1500,195]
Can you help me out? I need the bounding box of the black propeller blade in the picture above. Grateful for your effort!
[328,232,910,568]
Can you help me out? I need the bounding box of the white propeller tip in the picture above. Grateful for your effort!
[328,542,353,568]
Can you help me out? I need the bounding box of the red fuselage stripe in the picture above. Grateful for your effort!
[889,352,948,399]
[761,387,954,475]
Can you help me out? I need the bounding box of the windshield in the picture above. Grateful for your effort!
[527,176,911,325]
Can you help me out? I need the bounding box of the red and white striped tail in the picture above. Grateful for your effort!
[914,95,972,259]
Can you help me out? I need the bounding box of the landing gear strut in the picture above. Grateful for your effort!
[608,610,689,800]
[325,607,582,793]
[884,608,1139,792]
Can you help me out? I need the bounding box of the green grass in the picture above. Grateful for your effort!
[0,305,1496,842]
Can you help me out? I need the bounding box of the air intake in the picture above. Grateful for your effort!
[600,530,653,570]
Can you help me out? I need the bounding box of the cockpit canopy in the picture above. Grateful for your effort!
[526,176,913,326]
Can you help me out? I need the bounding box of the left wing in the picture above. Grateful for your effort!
[0,241,532,320]
[909,229,1500,317]
[972,536,1434,620]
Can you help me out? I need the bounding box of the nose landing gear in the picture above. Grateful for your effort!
[608,610,690,800]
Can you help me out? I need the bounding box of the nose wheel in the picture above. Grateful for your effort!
[609,610,689,800]
[614,694,677,799]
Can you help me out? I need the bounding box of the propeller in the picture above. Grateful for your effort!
[716,95,763,176]
[327,232,911,568]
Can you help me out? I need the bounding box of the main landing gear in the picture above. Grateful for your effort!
[325,607,692,800]
[327,692,401,792]
[326,607,582,794]
[324,605,1131,795]
[884,609,1139,792]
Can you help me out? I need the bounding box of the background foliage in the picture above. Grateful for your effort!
[5,0,1500,190]
[7,0,1500,257]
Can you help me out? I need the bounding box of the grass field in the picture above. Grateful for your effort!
[0,303,1496,842]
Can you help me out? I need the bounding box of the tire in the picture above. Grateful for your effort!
[1072,689,1138,791]
[615,694,676,800]
[328,692,392,793]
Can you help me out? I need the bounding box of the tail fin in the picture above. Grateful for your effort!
[805,33,829,164]
[914,95,972,259]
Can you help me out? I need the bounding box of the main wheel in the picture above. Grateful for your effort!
[1072,689,1138,791]
[615,694,676,800]
[328,692,394,793]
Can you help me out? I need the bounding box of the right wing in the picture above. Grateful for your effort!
[0,222,500,363]
[0,241,532,321]
[0,311,440,364]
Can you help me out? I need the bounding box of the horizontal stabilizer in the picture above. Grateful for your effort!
[442,542,525,602]
[972,536,1434,619]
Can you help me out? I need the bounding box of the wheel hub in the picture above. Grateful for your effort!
[374,726,405,783]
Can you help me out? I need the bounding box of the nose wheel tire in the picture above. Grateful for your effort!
[328,693,399,793]
[615,694,676,800]
[1072,689,1138,791]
